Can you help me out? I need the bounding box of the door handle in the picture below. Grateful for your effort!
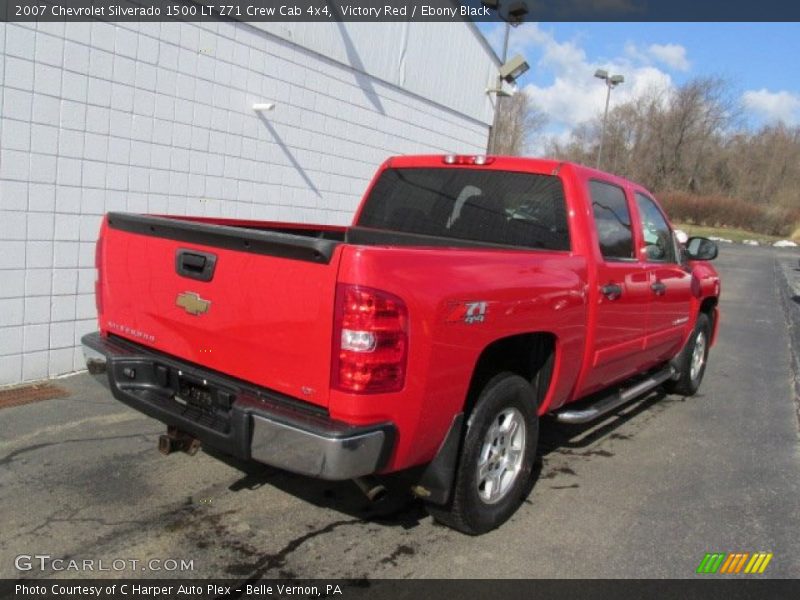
[601,283,623,300]
[651,281,667,295]
[176,249,217,282]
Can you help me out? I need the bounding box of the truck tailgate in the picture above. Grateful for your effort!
[99,213,342,409]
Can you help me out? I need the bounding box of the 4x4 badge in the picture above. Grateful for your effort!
[176,291,211,316]
[446,301,488,325]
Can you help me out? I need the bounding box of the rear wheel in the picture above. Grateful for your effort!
[665,313,711,396]
[427,372,538,535]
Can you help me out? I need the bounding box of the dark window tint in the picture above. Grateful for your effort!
[635,193,676,263]
[357,168,570,251]
[589,180,634,260]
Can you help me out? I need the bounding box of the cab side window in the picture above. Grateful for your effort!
[589,180,635,260]
[635,193,676,263]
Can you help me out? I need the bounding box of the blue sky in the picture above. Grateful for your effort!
[477,22,800,148]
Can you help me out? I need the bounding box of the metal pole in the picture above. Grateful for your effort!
[596,81,612,169]
[501,19,510,62]
[488,22,511,154]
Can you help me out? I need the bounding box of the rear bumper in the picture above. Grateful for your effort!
[81,332,394,480]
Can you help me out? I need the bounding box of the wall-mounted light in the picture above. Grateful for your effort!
[499,54,530,83]
[484,0,531,154]
[252,103,275,112]
[506,1,528,23]
[485,86,515,97]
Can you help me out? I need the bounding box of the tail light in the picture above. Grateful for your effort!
[94,233,104,317]
[332,284,408,394]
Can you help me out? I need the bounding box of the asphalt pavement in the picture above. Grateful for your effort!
[1,244,799,580]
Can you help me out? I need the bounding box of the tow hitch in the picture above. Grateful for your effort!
[158,426,201,456]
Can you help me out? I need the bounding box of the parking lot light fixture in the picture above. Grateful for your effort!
[594,69,624,169]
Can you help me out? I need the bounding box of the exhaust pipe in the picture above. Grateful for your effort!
[158,426,200,456]
[353,476,388,503]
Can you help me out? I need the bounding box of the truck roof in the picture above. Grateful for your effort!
[383,155,654,197]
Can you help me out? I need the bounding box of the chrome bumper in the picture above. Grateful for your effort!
[81,332,393,480]
[250,417,388,479]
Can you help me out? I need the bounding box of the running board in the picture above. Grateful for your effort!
[555,366,675,424]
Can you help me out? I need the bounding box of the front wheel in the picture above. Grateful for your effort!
[665,313,711,396]
[427,372,538,535]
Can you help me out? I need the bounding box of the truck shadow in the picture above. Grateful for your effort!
[539,389,669,454]
[207,389,670,529]
[205,446,429,530]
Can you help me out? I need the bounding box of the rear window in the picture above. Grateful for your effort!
[357,168,570,251]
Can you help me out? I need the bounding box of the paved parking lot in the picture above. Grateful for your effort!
[1,244,799,579]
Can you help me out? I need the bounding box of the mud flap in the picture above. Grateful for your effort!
[669,331,693,380]
[413,413,464,505]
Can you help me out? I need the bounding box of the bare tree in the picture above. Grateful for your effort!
[545,75,800,236]
[723,123,800,208]
[490,89,548,155]
[548,77,740,192]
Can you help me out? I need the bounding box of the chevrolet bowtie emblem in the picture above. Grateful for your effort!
[176,291,211,316]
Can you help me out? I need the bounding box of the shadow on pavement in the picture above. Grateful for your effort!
[204,446,429,530]
[204,389,675,530]
[539,390,669,453]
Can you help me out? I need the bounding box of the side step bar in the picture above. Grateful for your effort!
[555,366,675,424]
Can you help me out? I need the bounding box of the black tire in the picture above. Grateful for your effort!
[427,372,538,535]
[665,313,711,396]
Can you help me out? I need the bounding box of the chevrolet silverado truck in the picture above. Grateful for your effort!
[82,155,720,534]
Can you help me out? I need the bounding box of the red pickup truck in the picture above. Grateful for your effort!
[83,155,720,534]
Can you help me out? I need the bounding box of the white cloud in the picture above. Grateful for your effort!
[483,24,799,144]
[528,127,573,157]
[624,42,690,71]
[623,41,648,64]
[742,89,800,125]
[502,24,673,131]
[646,43,690,71]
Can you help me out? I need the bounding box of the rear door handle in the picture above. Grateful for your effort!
[601,283,623,300]
[651,281,667,295]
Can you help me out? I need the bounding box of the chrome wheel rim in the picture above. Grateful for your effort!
[690,331,706,381]
[476,407,526,505]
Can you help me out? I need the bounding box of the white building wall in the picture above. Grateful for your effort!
[251,21,498,125]
[0,19,497,385]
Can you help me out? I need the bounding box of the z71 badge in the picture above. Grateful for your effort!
[446,301,488,325]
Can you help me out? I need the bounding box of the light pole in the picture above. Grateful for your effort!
[484,1,529,154]
[594,69,624,169]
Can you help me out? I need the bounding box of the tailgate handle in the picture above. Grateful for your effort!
[176,249,217,282]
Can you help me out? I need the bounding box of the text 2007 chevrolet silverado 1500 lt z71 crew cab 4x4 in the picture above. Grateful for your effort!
[83,155,720,534]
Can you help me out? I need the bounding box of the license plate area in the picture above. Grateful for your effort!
[171,371,236,433]
[176,377,214,410]
[175,374,232,410]
[107,343,240,438]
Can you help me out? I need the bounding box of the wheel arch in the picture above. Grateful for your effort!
[699,295,719,346]
[463,332,558,417]
[417,332,556,507]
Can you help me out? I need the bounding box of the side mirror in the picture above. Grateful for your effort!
[685,237,718,261]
